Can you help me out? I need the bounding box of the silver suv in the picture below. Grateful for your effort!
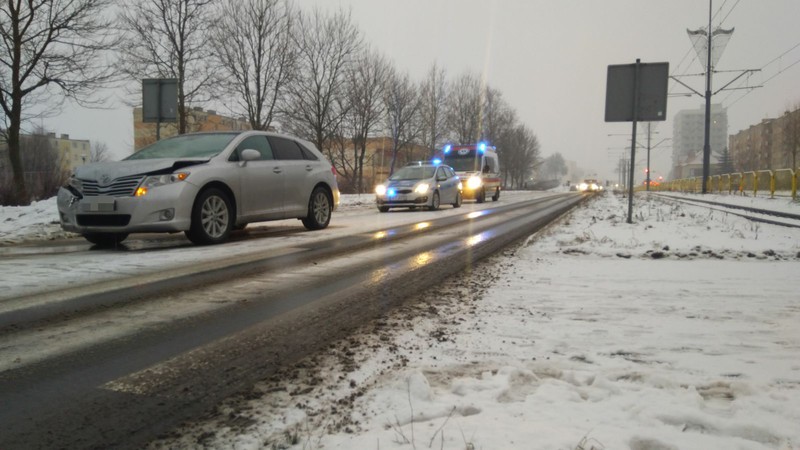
[57,131,340,246]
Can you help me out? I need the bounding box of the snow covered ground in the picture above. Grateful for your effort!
[2,192,800,449]
[144,192,799,450]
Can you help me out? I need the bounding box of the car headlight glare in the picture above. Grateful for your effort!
[467,176,482,190]
[137,172,190,197]
[375,185,387,196]
[414,183,430,194]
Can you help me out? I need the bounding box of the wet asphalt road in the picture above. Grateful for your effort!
[0,193,586,449]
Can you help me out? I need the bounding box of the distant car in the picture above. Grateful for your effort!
[578,179,603,192]
[57,131,340,246]
[375,162,462,212]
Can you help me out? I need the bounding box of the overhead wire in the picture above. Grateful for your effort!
[722,40,800,107]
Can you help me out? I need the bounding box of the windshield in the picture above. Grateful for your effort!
[389,166,436,181]
[125,133,239,160]
[443,152,480,172]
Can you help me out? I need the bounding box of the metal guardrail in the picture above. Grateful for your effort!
[651,167,799,199]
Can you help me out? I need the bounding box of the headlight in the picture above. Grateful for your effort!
[457,181,463,190]
[136,172,189,197]
[467,176,482,190]
[414,183,430,194]
[375,185,387,196]
[579,183,588,191]
[67,175,83,192]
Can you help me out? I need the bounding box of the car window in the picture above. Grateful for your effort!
[231,135,274,161]
[486,156,498,173]
[126,133,238,160]
[268,136,304,160]
[436,168,447,181]
[297,142,320,161]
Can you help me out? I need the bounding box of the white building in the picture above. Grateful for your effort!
[671,104,727,178]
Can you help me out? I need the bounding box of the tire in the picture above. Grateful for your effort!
[453,191,462,208]
[428,191,440,211]
[186,188,233,245]
[378,206,390,213]
[492,188,500,201]
[83,232,128,247]
[476,188,486,203]
[301,186,332,230]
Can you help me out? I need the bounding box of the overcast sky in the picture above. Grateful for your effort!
[43,0,800,182]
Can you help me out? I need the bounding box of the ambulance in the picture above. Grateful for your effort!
[441,143,502,203]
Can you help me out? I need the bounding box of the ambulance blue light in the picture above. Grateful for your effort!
[443,144,451,153]
[478,142,486,153]
[387,188,397,197]
[432,158,442,165]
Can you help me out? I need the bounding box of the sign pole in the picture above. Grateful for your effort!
[627,59,640,224]
[156,79,162,141]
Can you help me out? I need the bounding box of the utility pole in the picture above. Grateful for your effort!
[702,0,712,193]
[672,0,760,193]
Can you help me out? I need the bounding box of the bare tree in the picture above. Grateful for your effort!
[284,7,361,153]
[21,131,67,200]
[342,46,389,193]
[117,0,218,135]
[0,127,67,203]
[418,61,448,156]
[446,72,484,144]
[90,141,112,162]
[0,0,118,205]
[541,153,568,181]
[500,124,541,189]
[384,68,420,175]
[209,0,295,131]
[482,87,515,144]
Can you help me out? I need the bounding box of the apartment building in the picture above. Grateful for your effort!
[729,108,800,171]
[133,107,251,150]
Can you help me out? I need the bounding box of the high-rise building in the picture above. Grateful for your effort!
[671,104,727,178]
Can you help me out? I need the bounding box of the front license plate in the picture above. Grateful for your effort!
[80,197,116,212]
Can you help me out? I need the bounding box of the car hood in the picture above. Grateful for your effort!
[73,158,208,181]
[386,179,424,187]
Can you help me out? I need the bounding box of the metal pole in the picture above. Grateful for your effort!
[627,59,641,224]
[646,122,652,191]
[702,0,712,193]
[156,80,162,141]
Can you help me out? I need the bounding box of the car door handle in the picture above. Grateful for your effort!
[273,168,282,174]
[305,165,313,172]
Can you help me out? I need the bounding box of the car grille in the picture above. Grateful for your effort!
[80,175,144,197]
[396,189,413,194]
[77,214,131,227]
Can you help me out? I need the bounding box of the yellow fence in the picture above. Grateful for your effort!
[650,167,799,199]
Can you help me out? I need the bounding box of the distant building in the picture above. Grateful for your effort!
[332,136,430,193]
[0,132,90,175]
[133,107,251,150]
[729,108,800,172]
[49,133,91,174]
[671,104,727,178]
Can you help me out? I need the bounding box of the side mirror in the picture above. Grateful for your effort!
[241,149,261,161]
